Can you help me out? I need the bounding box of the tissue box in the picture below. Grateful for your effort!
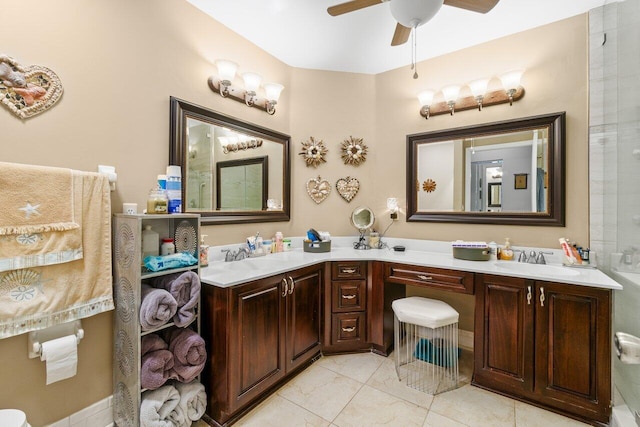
[303,240,331,253]
[452,247,490,261]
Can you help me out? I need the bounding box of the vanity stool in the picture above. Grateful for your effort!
[392,296,460,395]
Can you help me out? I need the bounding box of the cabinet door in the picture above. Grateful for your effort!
[229,276,286,411]
[534,282,611,423]
[286,266,322,372]
[474,274,535,394]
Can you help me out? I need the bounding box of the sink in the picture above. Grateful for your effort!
[493,262,580,277]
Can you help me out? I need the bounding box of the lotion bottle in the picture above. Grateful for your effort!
[199,234,209,267]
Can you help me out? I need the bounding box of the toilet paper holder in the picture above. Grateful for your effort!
[28,320,84,359]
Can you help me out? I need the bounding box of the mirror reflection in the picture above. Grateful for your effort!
[351,206,375,250]
[407,112,565,226]
[170,97,291,224]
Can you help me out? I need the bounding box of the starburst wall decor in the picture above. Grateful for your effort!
[299,136,328,168]
[340,136,368,166]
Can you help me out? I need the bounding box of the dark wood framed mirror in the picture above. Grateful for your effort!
[170,97,290,225]
[406,112,565,226]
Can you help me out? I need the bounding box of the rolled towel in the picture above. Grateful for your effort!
[141,334,174,390]
[140,284,178,331]
[165,328,206,383]
[151,271,201,327]
[140,385,181,427]
[175,380,207,422]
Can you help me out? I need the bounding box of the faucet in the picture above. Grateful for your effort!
[535,251,553,264]
[516,250,528,263]
[234,247,250,261]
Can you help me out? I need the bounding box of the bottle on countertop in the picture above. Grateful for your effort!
[488,241,498,260]
[500,238,514,261]
[166,165,182,214]
[147,187,168,214]
[275,232,283,253]
[199,234,209,267]
[369,231,380,249]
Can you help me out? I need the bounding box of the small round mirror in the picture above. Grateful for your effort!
[351,206,375,231]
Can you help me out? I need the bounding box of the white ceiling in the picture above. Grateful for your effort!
[187,0,606,75]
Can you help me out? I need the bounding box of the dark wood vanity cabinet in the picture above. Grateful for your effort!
[474,274,611,425]
[201,264,322,426]
[323,261,370,353]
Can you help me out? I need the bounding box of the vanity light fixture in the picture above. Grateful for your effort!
[442,85,461,115]
[417,70,525,119]
[387,197,399,220]
[500,70,524,106]
[215,60,238,98]
[208,59,284,115]
[242,72,262,106]
[468,78,490,111]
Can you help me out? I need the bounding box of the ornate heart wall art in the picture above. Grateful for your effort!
[336,176,360,203]
[306,176,331,204]
[0,54,63,119]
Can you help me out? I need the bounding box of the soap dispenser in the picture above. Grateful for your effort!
[501,238,514,261]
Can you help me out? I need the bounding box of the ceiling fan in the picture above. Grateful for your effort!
[327,0,500,46]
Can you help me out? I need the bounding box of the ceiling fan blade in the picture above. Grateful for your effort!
[327,0,383,17]
[391,23,411,46]
[443,0,499,14]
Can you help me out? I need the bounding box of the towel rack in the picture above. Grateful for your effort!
[27,320,84,358]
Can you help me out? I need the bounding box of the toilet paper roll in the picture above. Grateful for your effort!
[40,335,78,385]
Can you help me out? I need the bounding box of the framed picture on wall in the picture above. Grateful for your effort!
[514,173,528,190]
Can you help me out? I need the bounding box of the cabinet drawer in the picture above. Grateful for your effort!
[331,312,366,345]
[332,280,366,312]
[384,263,474,294]
[332,261,367,280]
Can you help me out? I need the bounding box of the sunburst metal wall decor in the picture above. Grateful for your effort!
[423,179,437,193]
[340,136,368,166]
[299,136,328,168]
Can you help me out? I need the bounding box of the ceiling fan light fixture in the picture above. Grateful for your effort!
[390,0,444,28]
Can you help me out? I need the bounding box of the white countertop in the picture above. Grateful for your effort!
[200,237,623,290]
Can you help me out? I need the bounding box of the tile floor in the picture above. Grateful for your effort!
[201,350,591,427]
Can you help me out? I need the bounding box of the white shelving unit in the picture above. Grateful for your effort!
[112,213,201,426]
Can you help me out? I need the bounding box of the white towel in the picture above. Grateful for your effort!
[140,385,181,427]
[175,380,207,422]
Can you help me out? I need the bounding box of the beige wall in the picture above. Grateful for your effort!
[0,0,589,424]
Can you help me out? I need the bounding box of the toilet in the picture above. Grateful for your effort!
[0,409,30,427]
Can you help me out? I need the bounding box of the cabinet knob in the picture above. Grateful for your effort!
[342,294,357,300]
[539,287,545,307]
[417,275,433,281]
[342,326,356,333]
[527,286,532,305]
[341,268,357,274]
[288,276,295,294]
[281,278,288,297]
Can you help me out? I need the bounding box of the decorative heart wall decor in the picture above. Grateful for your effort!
[0,54,63,119]
[336,176,360,202]
[306,176,331,204]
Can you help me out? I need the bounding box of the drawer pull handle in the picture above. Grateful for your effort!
[417,275,433,281]
[342,326,356,333]
[281,278,288,297]
[288,276,295,294]
[540,287,545,307]
[527,286,532,305]
[342,294,357,300]
[341,268,357,274]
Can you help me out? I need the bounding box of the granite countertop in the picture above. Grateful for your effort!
[199,236,623,291]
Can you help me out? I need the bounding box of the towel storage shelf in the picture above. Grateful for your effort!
[112,213,202,426]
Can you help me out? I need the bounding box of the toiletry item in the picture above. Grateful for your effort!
[275,232,283,252]
[142,225,160,260]
[283,238,292,251]
[157,174,167,190]
[147,187,168,214]
[160,238,176,256]
[247,236,257,253]
[559,237,578,265]
[318,231,331,242]
[582,248,590,262]
[166,165,182,214]
[262,240,273,254]
[569,244,583,264]
[500,238,514,261]
[199,235,209,267]
[488,241,498,260]
[369,231,380,249]
[144,252,198,272]
[255,234,264,255]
